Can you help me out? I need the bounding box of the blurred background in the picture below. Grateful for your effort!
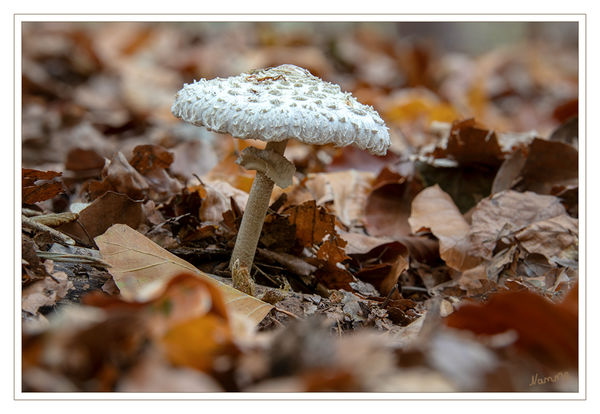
[22,21,578,169]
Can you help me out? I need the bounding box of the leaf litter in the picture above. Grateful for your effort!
[21,22,579,392]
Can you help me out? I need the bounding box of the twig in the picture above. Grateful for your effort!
[273,306,301,320]
[253,263,280,286]
[381,284,398,308]
[401,286,429,293]
[35,251,111,268]
[268,315,285,328]
[22,208,43,217]
[22,215,75,245]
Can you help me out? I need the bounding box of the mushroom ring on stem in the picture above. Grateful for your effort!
[171,64,391,284]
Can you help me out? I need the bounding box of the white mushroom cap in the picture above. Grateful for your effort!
[171,64,390,156]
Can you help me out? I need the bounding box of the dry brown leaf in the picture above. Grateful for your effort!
[517,138,578,194]
[364,167,424,239]
[58,191,144,245]
[85,152,148,200]
[469,190,568,260]
[445,286,578,371]
[207,150,256,194]
[409,185,480,271]
[195,180,248,224]
[284,200,336,248]
[353,241,409,296]
[94,224,273,326]
[22,168,64,204]
[304,170,375,227]
[515,214,578,263]
[129,145,174,174]
[22,263,73,315]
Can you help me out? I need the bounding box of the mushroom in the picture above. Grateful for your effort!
[171,64,390,290]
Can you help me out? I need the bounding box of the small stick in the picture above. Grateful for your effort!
[22,208,43,217]
[273,306,301,320]
[35,251,111,268]
[381,284,398,308]
[253,263,280,286]
[22,215,75,245]
[401,286,429,293]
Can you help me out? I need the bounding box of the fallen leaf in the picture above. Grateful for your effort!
[353,241,409,296]
[284,200,336,248]
[84,152,148,200]
[326,145,400,174]
[197,180,248,223]
[65,148,106,172]
[365,167,424,238]
[469,190,569,260]
[207,149,256,194]
[515,214,578,263]
[58,191,144,245]
[304,170,375,227]
[445,286,578,370]
[94,224,273,326]
[22,168,64,204]
[129,144,174,174]
[409,185,480,271]
[426,119,506,167]
[22,263,73,315]
[516,138,578,195]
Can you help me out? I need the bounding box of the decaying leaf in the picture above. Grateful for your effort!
[58,191,144,245]
[129,144,174,175]
[284,200,336,248]
[22,262,73,315]
[426,119,506,167]
[409,185,480,271]
[365,167,424,238]
[469,190,572,260]
[445,285,578,371]
[22,168,64,204]
[94,224,273,326]
[303,170,375,227]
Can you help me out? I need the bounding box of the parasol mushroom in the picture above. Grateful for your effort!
[172,64,390,291]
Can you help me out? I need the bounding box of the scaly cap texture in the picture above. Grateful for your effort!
[171,64,390,155]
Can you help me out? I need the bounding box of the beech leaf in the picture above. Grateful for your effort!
[94,224,273,326]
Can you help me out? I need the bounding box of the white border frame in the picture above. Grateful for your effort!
[13,13,586,401]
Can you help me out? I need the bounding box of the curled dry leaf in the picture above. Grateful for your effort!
[445,285,578,371]
[425,119,506,167]
[516,138,578,195]
[94,224,273,328]
[303,170,375,228]
[365,166,424,239]
[409,184,480,271]
[22,168,64,204]
[65,148,106,172]
[85,151,149,200]
[469,190,570,260]
[194,180,249,224]
[514,214,578,263]
[353,241,409,296]
[129,144,174,174]
[58,191,144,245]
[207,150,256,194]
[22,262,73,315]
[492,138,578,196]
[284,200,337,248]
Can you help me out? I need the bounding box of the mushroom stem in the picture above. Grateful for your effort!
[230,139,288,272]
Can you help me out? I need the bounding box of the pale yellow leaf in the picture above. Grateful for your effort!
[94,224,273,326]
